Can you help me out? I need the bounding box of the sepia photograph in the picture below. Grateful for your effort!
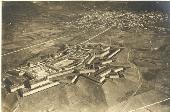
[1,1,170,112]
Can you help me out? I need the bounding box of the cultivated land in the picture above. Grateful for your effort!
[2,2,170,112]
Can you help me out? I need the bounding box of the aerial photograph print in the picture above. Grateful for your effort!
[1,1,170,112]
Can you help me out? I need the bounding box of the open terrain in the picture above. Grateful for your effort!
[2,2,170,112]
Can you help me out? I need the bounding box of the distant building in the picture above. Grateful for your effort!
[48,69,74,79]
[102,46,111,52]
[46,64,59,72]
[98,66,105,70]
[22,81,60,97]
[97,50,110,58]
[80,74,101,84]
[99,77,105,83]
[109,75,119,79]
[101,59,112,65]
[53,59,74,68]
[64,66,76,71]
[10,84,24,93]
[79,69,96,74]
[87,54,96,65]
[28,78,50,89]
[71,75,78,83]
[114,67,124,73]
[26,66,49,80]
[7,70,25,77]
[99,69,111,77]
[83,53,91,64]
[108,49,121,59]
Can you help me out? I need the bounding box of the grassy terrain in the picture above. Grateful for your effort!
[2,2,170,112]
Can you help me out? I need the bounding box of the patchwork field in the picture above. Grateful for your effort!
[2,2,170,112]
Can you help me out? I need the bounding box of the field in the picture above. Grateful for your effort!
[2,2,170,112]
